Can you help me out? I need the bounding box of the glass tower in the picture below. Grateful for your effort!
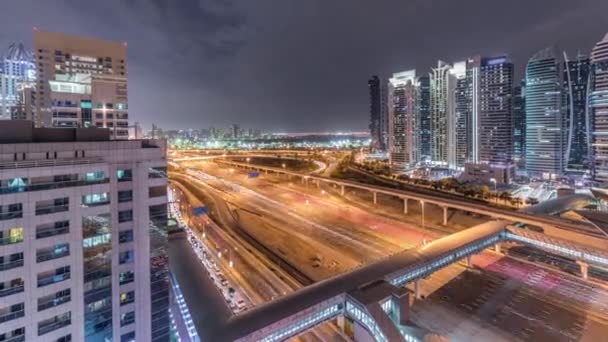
[525,48,565,178]
[563,52,591,171]
[590,33,608,184]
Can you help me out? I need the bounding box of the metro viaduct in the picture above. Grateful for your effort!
[171,219,608,342]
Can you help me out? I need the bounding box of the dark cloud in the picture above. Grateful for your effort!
[1,0,607,131]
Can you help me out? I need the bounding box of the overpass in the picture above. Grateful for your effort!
[171,218,608,342]
[211,159,607,243]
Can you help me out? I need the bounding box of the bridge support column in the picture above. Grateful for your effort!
[316,179,320,188]
[577,261,589,280]
[414,280,421,299]
[341,185,345,196]
[466,255,473,268]
[494,243,501,254]
[337,315,346,332]
[442,207,448,226]
[403,198,408,214]
[373,192,377,205]
[420,201,425,228]
[265,169,268,175]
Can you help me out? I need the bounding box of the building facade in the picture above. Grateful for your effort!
[0,43,36,121]
[563,52,591,171]
[430,61,453,165]
[525,48,565,178]
[448,61,468,169]
[33,30,129,138]
[0,122,169,342]
[417,75,432,161]
[478,56,514,165]
[590,33,608,184]
[388,70,418,171]
[513,81,526,166]
[368,76,388,152]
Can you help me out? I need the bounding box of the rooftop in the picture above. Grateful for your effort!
[0,120,110,144]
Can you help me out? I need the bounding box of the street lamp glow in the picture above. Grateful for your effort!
[305,199,310,205]
[218,251,222,258]
[321,190,326,195]
[229,260,234,268]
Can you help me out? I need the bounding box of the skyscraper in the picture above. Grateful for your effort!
[479,56,514,165]
[513,81,526,166]
[417,75,432,160]
[430,61,453,165]
[448,60,468,169]
[0,121,169,342]
[525,48,565,178]
[0,43,35,120]
[388,70,419,171]
[590,32,608,184]
[368,76,388,151]
[563,52,591,171]
[33,30,129,138]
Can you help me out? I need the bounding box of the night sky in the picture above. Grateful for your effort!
[1,0,607,132]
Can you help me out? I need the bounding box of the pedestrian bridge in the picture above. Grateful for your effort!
[171,220,608,342]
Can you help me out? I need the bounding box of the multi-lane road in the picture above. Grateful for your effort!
[170,156,608,341]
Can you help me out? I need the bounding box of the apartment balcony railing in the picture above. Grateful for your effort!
[35,204,69,216]
[1,177,109,195]
[0,309,24,324]
[37,272,70,288]
[0,259,24,272]
[0,284,24,298]
[38,317,71,335]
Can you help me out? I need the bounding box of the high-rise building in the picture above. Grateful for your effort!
[525,48,565,178]
[0,121,169,342]
[0,43,36,120]
[478,55,514,165]
[513,81,526,166]
[368,76,388,152]
[430,61,453,165]
[417,75,432,161]
[33,30,129,138]
[231,124,241,139]
[563,52,592,171]
[388,70,419,171]
[448,60,468,169]
[590,33,608,184]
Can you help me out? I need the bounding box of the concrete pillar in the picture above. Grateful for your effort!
[494,243,501,254]
[403,198,408,214]
[316,179,320,188]
[442,207,448,226]
[265,169,268,174]
[466,255,473,268]
[337,315,346,332]
[414,280,421,299]
[341,185,345,196]
[373,192,377,205]
[577,261,589,280]
[420,201,425,228]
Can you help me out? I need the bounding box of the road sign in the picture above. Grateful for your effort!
[248,171,260,178]
[193,206,209,216]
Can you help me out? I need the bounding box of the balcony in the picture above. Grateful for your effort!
[38,271,70,288]
[38,293,71,311]
[0,258,24,272]
[0,157,104,172]
[0,283,24,298]
[38,314,71,336]
[35,204,69,216]
[0,309,24,324]
[37,245,70,263]
[0,230,23,246]
[36,222,70,239]
[0,211,22,221]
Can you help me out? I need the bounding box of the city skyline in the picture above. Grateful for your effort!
[1,0,608,131]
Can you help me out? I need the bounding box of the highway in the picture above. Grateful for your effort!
[171,157,608,341]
